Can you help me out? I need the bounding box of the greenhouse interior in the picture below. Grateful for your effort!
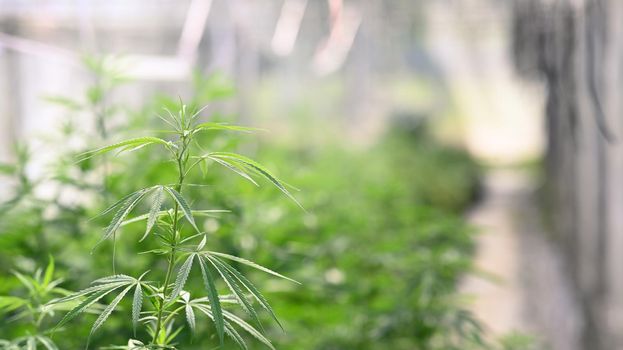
[0,1,620,350]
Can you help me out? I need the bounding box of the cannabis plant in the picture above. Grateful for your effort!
[0,257,71,350]
[0,56,128,274]
[48,104,299,349]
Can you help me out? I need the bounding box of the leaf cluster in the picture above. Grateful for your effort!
[0,258,68,350]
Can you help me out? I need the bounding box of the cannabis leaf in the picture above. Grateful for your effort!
[132,283,143,336]
[206,152,303,209]
[89,284,134,337]
[198,255,224,344]
[169,254,195,302]
[93,189,151,250]
[78,137,173,162]
[181,292,196,334]
[142,186,165,241]
[206,251,299,284]
[193,122,261,134]
[203,255,263,331]
[191,300,276,350]
[212,257,283,330]
[163,187,200,233]
[50,274,151,346]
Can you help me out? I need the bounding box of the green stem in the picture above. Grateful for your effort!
[152,138,187,344]
[94,91,115,273]
[163,305,186,326]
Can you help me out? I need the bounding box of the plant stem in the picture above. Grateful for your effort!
[94,91,115,272]
[152,138,187,344]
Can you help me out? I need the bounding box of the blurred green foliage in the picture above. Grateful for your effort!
[228,122,482,349]
[0,63,486,349]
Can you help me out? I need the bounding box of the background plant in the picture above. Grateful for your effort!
[0,258,72,349]
[0,55,129,276]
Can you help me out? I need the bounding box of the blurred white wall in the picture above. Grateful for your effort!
[425,0,544,165]
[0,0,544,166]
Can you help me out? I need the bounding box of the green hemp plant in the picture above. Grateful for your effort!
[48,104,301,349]
[0,257,67,350]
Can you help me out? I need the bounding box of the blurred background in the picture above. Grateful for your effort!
[0,0,617,349]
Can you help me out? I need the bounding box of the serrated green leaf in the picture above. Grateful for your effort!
[192,209,231,216]
[137,248,169,256]
[194,122,260,134]
[185,303,196,334]
[198,256,224,344]
[89,284,134,337]
[56,286,122,330]
[142,186,164,242]
[215,257,283,330]
[206,251,299,284]
[199,157,208,178]
[48,281,129,305]
[207,156,259,186]
[92,274,137,284]
[132,283,143,336]
[164,187,200,233]
[197,235,207,251]
[222,309,276,350]
[169,254,195,302]
[208,152,303,209]
[206,256,262,332]
[94,190,148,251]
[179,232,205,245]
[157,111,180,131]
[195,303,276,350]
[78,137,171,162]
[115,143,151,156]
[194,305,248,350]
[120,213,151,227]
[123,209,227,228]
[95,188,153,220]
[223,320,248,350]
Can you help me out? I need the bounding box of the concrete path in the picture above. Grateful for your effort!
[461,170,582,350]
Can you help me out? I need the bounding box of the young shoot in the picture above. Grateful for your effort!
[0,257,69,350]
